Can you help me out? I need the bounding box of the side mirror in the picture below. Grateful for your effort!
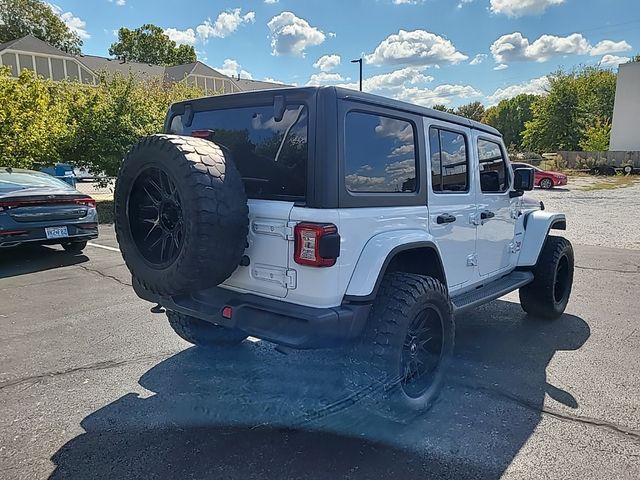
[510,167,535,197]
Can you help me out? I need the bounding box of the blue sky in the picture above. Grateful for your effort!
[50,0,640,106]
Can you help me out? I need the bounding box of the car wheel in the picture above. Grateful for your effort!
[519,236,574,320]
[349,272,454,422]
[166,310,248,347]
[539,178,554,189]
[62,240,87,254]
[622,165,634,175]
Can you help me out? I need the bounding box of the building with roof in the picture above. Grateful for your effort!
[610,61,640,151]
[0,35,288,94]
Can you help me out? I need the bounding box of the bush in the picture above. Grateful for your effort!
[0,67,203,174]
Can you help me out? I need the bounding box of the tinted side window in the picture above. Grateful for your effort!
[345,112,417,193]
[429,127,468,193]
[478,139,509,192]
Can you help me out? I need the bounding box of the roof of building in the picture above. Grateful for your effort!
[0,35,72,57]
[77,54,165,77]
[235,78,291,91]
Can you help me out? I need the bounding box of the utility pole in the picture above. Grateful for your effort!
[351,58,363,91]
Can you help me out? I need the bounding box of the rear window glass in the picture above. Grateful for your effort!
[0,171,72,193]
[169,104,308,201]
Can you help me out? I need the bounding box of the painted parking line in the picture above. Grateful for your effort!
[87,242,121,253]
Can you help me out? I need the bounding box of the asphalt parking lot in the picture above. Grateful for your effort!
[1,196,639,478]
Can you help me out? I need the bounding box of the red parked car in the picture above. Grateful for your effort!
[512,163,567,189]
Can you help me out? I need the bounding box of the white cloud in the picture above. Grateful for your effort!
[108,0,126,5]
[264,0,279,3]
[337,66,433,92]
[599,54,630,67]
[487,76,549,105]
[457,0,474,8]
[48,4,90,39]
[313,54,341,72]
[196,8,255,41]
[306,72,346,86]
[393,0,423,4]
[589,40,632,56]
[396,84,482,107]
[364,29,468,66]
[494,63,508,70]
[164,28,196,46]
[490,32,631,64]
[490,0,564,17]
[267,11,325,56]
[263,77,287,84]
[216,59,253,79]
[470,53,487,65]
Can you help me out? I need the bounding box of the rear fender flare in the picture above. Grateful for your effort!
[344,230,445,301]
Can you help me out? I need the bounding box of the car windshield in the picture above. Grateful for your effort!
[0,170,73,193]
[169,104,308,201]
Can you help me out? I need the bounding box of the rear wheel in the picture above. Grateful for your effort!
[62,240,87,254]
[519,236,574,319]
[539,177,554,189]
[351,273,454,420]
[166,310,248,347]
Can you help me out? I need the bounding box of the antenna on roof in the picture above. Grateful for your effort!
[237,73,240,80]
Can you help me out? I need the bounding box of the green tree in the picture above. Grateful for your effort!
[579,117,611,151]
[523,66,617,152]
[632,54,640,62]
[0,67,73,167]
[483,94,538,151]
[0,0,82,53]
[455,101,485,122]
[109,24,197,66]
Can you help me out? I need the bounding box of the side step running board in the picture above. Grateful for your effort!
[451,271,534,313]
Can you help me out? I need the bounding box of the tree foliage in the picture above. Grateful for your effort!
[0,0,82,53]
[523,66,617,152]
[579,117,611,151]
[109,24,197,66]
[455,101,485,122]
[0,67,72,167]
[483,94,538,151]
[0,67,203,174]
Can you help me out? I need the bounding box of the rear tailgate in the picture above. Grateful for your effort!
[222,199,295,298]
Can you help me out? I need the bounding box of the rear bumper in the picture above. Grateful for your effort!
[0,225,98,248]
[134,283,371,349]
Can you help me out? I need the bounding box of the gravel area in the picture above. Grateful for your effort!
[526,176,640,250]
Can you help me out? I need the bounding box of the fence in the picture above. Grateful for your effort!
[557,151,640,169]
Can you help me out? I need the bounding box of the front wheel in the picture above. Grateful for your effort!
[539,178,554,189]
[519,236,574,319]
[166,310,248,347]
[351,272,454,420]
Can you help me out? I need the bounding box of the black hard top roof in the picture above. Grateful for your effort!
[172,86,501,137]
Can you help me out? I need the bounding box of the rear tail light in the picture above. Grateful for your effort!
[293,223,340,267]
[0,196,96,210]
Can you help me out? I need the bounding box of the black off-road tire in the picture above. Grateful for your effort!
[166,310,248,347]
[61,240,87,254]
[519,236,574,320]
[114,135,249,295]
[350,272,455,421]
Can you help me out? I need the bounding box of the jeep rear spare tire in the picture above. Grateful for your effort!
[115,135,249,295]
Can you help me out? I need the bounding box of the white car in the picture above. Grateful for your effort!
[113,87,574,418]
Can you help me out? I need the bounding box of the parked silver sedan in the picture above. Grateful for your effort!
[0,167,98,252]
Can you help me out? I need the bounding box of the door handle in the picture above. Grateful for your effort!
[480,210,495,220]
[436,213,457,224]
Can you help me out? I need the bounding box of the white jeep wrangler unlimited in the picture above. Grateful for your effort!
[114,87,573,415]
